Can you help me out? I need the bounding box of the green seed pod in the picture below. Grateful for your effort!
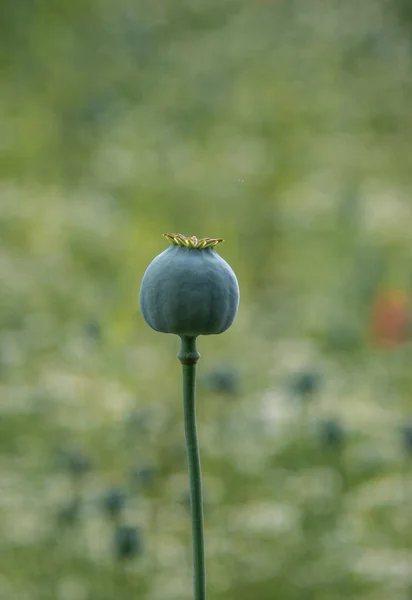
[140,233,239,337]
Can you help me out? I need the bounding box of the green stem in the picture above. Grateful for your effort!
[178,335,206,600]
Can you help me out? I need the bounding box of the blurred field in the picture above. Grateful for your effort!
[1,1,412,599]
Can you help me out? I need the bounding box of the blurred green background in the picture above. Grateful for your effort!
[2,0,412,598]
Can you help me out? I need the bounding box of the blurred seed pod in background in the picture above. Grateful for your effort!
[288,369,321,401]
[114,525,143,561]
[202,366,240,396]
[83,320,102,342]
[56,448,92,478]
[101,487,127,521]
[57,498,82,528]
[124,410,154,437]
[319,419,345,448]
[402,424,412,456]
[132,464,157,491]
[179,489,192,513]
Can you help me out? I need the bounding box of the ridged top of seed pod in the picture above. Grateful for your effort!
[164,233,224,249]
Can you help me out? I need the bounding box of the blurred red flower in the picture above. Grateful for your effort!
[371,290,411,348]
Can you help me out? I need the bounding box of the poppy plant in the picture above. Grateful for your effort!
[140,234,239,600]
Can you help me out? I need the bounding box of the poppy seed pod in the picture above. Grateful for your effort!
[204,366,239,395]
[139,233,239,337]
[402,425,412,455]
[114,525,142,561]
[289,370,321,399]
[57,498,81,527]
[319,419,345,448]
[101,487,127,520]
